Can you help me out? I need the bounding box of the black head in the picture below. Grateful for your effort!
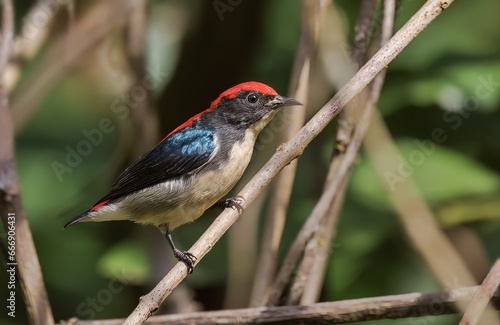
[208,81,302,129]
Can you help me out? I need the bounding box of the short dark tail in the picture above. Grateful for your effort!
[64,210,90,228]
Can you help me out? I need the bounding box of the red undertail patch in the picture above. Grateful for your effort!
[91,199,110,211]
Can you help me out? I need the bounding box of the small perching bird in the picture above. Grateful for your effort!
[65,81,301,273]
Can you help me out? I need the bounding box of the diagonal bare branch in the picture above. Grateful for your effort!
[0,1,54,324]
[123,1,455,323]
[250,0,323,306]
[460,259,500,325]
[303,0,398,305]
[271,0,396,306]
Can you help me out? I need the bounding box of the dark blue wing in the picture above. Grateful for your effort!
[97,127,216,203]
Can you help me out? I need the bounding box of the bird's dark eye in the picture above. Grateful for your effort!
[247,93,259,104]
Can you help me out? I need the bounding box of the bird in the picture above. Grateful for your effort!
[65,81,301,273]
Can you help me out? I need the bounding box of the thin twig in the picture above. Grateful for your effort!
[0,1,54,324]
[287,177,348,305]
[250,0,322,306]
[270,0,396,306]
[333,0,378,153]
[303,0,397,304]
[352,0,378,65]
[460,259,500,325]
[71,286,499,325]
[266,55,388,305]
[123,1,455,323]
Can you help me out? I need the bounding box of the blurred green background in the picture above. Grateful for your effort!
[1,0,500,324]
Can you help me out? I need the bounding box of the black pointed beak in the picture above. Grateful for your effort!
[265,95,302,109]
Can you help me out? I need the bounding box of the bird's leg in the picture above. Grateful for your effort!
[159,224,197,274]
[216,195,245,214]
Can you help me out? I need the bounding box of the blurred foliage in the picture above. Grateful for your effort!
[1,0,499,324]
[351,140,500,208]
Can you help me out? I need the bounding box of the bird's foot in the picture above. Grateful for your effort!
[161,223,197,274]
[218,196,245,214]
[173,248,197,274]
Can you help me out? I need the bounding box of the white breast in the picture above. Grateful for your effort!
[189,128,257,208]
